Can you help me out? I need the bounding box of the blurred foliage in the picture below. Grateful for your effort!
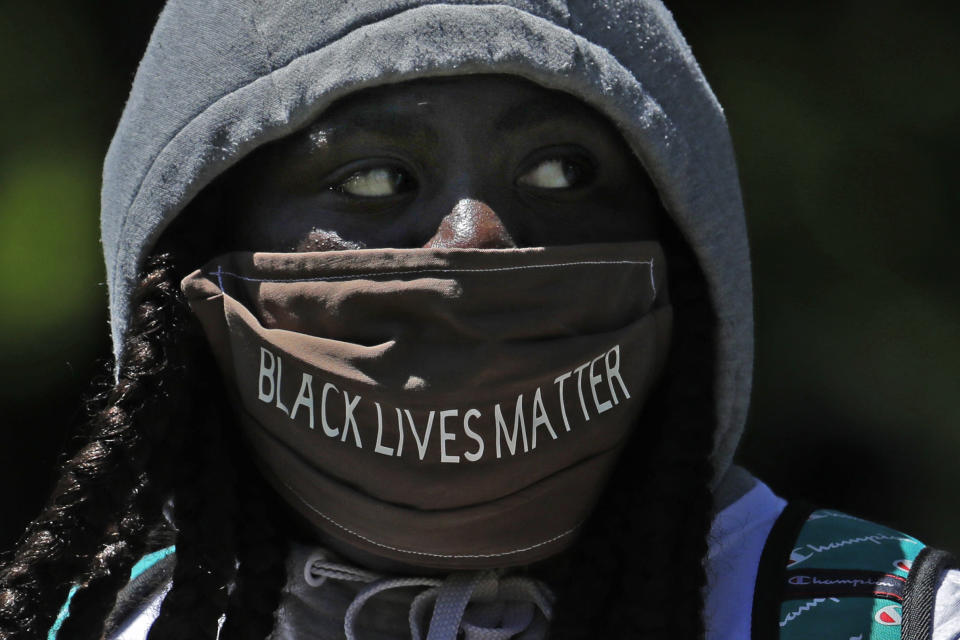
[669,0,960,547]
[0,153,101,350]
[0,0,957,551]
[0,0,166,547]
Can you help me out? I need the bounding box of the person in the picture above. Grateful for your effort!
[0,1,956,639]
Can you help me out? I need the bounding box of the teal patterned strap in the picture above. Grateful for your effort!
[753,505,947,640]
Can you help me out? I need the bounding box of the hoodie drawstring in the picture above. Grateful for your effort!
[304,553,554,640]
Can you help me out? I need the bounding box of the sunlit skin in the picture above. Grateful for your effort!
[217,74,664,252]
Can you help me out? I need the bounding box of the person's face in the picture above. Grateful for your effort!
[182,76,668,573]
[220,75,662,252]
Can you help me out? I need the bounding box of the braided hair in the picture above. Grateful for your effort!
[0,254,288,640]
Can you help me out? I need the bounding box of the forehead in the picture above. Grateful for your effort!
[300,73,620,144]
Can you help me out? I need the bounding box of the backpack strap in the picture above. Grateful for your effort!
[751,501,817,640]
[902,547,959,640]
[102,547,176,637]
[752,503,956,640]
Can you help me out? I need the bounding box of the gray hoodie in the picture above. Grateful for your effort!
[99,0,760,637]
[94,2,960,640]
[101,0,752,488]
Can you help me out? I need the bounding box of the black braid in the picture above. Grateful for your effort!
[0,251,288,640]
[537,222,717,639]
[0,254,195,640]
[139,257,288,639]
[218,470,288,640]
[54,472,162,639]
[146,363,240,640]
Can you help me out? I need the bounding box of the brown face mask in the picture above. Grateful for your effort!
[181,242,672,570]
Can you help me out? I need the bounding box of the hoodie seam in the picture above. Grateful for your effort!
[247,8,277,74]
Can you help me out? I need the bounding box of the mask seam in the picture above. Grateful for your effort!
[211,259,657,297]
[278,476,581,560]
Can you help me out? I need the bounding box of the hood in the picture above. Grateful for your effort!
[101,0,752,484]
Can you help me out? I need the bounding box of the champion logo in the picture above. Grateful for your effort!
[788,548,813,567]
[785,535,917,568]
[894,559,912,572]
[875,604,902,626]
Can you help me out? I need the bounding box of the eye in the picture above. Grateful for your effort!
[333,165,414,198]
[516,157,592,190]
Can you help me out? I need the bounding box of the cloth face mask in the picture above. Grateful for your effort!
[182,242,672,570]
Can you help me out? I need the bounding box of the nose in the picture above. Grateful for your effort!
[424,199,516,249]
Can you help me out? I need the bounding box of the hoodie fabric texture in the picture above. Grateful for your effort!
[101,0,752,486]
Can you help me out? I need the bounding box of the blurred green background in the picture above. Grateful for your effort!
[0,1,957,550]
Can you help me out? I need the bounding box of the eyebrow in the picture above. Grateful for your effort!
[306,108,440,149]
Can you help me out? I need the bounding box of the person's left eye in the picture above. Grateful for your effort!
[516,156,593,190]
[333,165,415,198]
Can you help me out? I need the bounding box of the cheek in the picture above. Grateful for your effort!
[231,215,285,252]
[229,195,355,252]
[295,228,365,252]
[514,199,661,246]
[590,185,662,237]
[233,197,412,252]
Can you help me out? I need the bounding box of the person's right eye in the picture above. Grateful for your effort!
[332,165,415,198]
